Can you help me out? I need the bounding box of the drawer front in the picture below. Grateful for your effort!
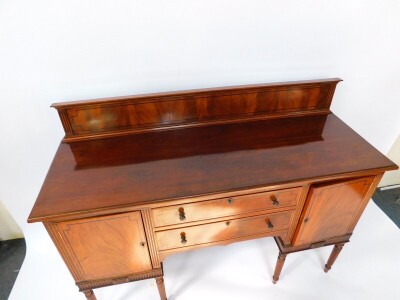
[156,210,294,251]
[153,187,301,227]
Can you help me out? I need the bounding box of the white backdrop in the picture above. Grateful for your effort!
[1,1,400,299]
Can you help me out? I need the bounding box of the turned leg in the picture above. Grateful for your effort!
[82,290,97,300]
[272,253,287,284]
[156,276,167,300]
[324,243,345,273]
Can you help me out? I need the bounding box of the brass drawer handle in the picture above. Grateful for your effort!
[178,207,186,221]
[227,198,234,204]
[271,196,279,206]
[180,232,187,244]
[267,220,274,229]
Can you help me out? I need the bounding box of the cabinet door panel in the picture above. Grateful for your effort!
[293,177,374,246]
[56,211,152,281]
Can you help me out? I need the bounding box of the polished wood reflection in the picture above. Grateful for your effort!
[28,114,395,222]
[52,78,341,141]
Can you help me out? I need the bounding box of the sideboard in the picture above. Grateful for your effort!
[28,78,398,299]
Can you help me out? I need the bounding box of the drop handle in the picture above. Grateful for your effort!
[266,220,274,229]
[180,232,187,244]
[178,207,186,221]
[271,196,279,206]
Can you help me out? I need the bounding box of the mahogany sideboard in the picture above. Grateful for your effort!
[28,78,398,300]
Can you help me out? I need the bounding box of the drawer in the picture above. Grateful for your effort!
[153,187,301,227]
[156,210,294,251]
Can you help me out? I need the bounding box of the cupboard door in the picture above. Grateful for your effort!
[55,211,152,281]
[293,177,374,246]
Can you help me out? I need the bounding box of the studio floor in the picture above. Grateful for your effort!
[7,200,400,300]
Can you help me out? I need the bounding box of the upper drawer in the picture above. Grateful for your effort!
[152,187,302,228]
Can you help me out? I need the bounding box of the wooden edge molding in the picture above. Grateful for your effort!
[274,234,352,254]
[44,222,85,281]
[76,268,163,291]
[348,172,384,232]
[52,78,343,108]
[51,79,342,142]
[141,209,161,268]
[60,109,330,143]
[282,184,311,245]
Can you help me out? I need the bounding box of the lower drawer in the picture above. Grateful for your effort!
[156,210,294,251]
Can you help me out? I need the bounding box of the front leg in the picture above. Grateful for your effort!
[324,243,345,273]
[82,289,97,300]
[272,253,287,284]
[156,276,167,300]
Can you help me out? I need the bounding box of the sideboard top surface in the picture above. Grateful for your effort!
[28,113,397,222]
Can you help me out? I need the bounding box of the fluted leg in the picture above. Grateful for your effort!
[272,253,287,284]
[324,243,345,273]
[82,289,97,300]
[156,276,167,300]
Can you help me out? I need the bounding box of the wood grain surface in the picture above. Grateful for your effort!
[293,177,375,246]
[55,211,152,281]
[156,210,294,251]
[28,113,396,222]
[52,78,341,141]
[152,187,301,227]
[27,79,399,299]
